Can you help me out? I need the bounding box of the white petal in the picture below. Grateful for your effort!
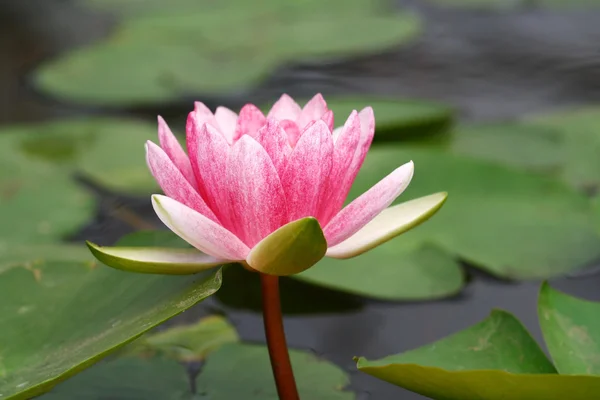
[326,192,448,259]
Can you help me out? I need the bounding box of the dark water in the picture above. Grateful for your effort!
[2,1,600,398]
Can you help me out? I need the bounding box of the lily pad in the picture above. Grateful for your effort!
[128,315,240,362]
[528,106,600,191]
[538,282,600,375]
[0,173,93,246]
[356,310,600,400]
[0,118,160,194]
[447,123,564,171]
[196,343,354,399]
[41,357,191,400]
[41,340,353,399]
[0,258,221,400]
[297,240,464,300]
[351,146,600,279]
[35,1,421,105]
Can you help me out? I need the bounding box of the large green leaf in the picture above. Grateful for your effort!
[0,118,159,194]
[0,258,221,400]
[196,343,354,399]
[357,310,600,399]
[0,128,94,245]
[41,357,192,400]
[351,146,600,279]
[528,107,600,191]
[447,123,564,171]
[538,282,600,375]
[35,1,421,105]
[297,240,464,300]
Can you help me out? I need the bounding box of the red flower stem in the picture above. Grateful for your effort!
[260,273,300,400]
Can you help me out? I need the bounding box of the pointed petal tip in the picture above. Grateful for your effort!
[86,240,226,275]
[326,191,448,259]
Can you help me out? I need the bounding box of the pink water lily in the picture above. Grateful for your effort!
[88,94,447,276]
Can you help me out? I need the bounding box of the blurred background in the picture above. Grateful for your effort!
[2,0,600,399]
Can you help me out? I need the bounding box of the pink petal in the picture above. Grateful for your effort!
[267,94,301,121]
[282,120,333,221]
[254,119,292,178]
[152,195,249,260]
[227,135,288,247]
[146,141,218,223]
[323,161,414,247]
[232,104,266,142]
[321,110,334,131]
[157,116,198,190]
[280,119,301,147]
[214,106,238,144]
[316,111,361,224]
[191,122,232,228]
[186,102,220,190]
[297,93,328,129]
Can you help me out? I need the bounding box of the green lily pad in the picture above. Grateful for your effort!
[351,146,600,279]
[538,282,600,375]
[297,240,464,300]
[35,1,421,106]
[356,310,600,399]
[0,258,221,400]
[447,123,564,171]
[41,357,191,400]
[41,339,354,399]
[0,118,159,194]
[128,315,240,362]
[0,134,93,244]
[528,106,600,191]
[0,174,93,246]
[196,343,354,399]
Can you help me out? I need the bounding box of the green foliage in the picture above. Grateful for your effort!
[36,0,422,105]
[0,256,221,400]
[357,297,600,399]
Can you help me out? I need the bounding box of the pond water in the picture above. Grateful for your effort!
[2,0,600,398]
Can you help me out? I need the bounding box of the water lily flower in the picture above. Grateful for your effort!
[88,94,447,276]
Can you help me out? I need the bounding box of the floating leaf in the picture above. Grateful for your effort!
[356,310,600,400]
[41,357,191,400]
[447,123,564,171]
[0,118,159,195]
[538,282,600,375]
[35,1,421,105]
[351,146,600,279]
[129,315,240,362]
[297,241,464,300]
[0,259,221,400]
[528,107,600,191]
[196,343,354,399]
[0,174,93,246]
